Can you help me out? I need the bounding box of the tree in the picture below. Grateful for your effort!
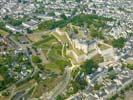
[47,12,55,16]
[60,13,67,20]
[75,0,81,3]
[112,37,126,48]
[126,64,133,70]
[27,28,33,34]
[56,95,64,100]
[8,18,23,26]
[0,21,5,29]
[108,71,117,80]
[94,83,103,90]
[81,59,98,74]
[38,20,54,30]
[32,56,42,63]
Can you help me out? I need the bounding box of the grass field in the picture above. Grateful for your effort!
[34,34,70,73]
[0,29,9,36]
[32,76,62,98]
[98,43,110,50]
[46,44,69,73]
[27,34,43,42]
[16,79,36,91]
[34,35,57,47]
[92,54,104,64]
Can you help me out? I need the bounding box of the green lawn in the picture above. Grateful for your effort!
[45,60,68,73]
[46,44,69,73]
[34,35,56,47]
[0,29,9,36]
[126,64,133,70]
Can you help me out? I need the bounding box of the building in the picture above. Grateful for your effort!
[22,19,38,30]
[5,24,26,34]
[72,39,98,54]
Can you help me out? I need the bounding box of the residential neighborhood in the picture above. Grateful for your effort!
[0,0,132,100]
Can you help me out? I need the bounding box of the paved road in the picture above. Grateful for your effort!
[11,83,37,100]
[40,30,80,100]
[2,36,39,99]
[7,29,78,100]
[43,63,80,100]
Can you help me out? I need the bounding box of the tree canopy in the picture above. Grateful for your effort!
[32,56,42,64]
[112,37,126,48]
[81,59,99,74]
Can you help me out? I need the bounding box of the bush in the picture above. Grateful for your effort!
[81,59,98,74]
[38,14,111,33]
[32,56,42,63]
[126,64,133,70]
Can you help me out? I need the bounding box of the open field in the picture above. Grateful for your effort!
[16,79,36,92]
[92,54,104,64]
[34,35,57,47]
[0,95,9,100]
[32,76,62,98]
[98,43,110,50]
[125,90,133,100]
[116,90,133,100]
[33,34,70,73]
[27,34,43,42]
[126,59,133,64]
[46,43,70,73]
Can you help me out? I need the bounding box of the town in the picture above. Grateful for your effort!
[0,0,132,100]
